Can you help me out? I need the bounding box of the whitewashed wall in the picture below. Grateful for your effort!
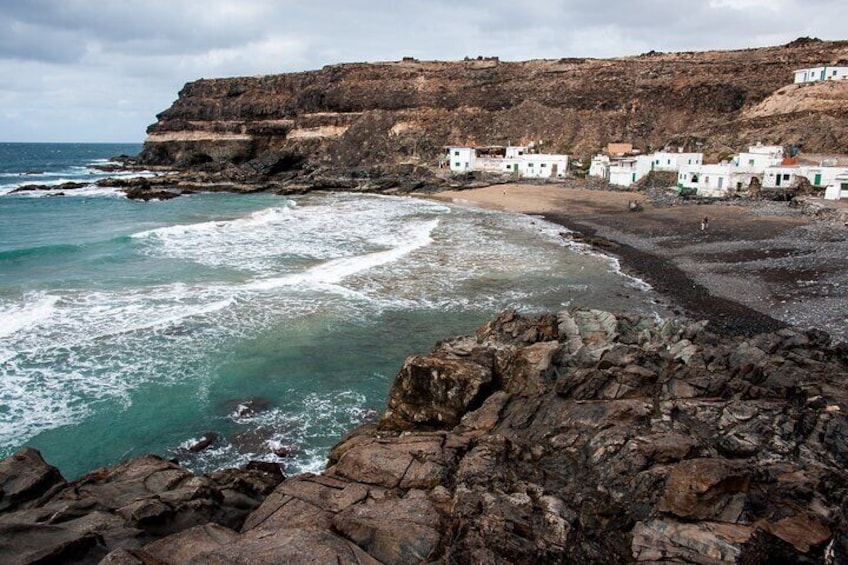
[448,147,476,172]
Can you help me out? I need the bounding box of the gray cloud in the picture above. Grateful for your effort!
[0,0,844,141]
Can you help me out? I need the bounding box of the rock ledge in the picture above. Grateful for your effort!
[1,309,846,564]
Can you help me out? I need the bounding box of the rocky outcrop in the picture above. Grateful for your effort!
[0,453,282,564]
[139,40,848,185]
[2,309,846,563]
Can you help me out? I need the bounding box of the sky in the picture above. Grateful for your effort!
[0,0,845,143]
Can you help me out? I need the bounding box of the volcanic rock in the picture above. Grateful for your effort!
[0,454,281,564]
[2,308,847,563]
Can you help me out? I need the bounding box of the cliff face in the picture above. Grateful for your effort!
[139,39,848,181]
[3,309,846,563]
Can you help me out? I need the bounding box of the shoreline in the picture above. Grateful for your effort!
[425,183,848,340]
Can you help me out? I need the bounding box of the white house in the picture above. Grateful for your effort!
[762,166,813,189]
[793,66,848,84]
[446,145,568,178]
[824,173,848,200]
[646,151,703,172]
[678,164,759,198]
[799,165,848,188]
[735,144,784,172]
[516,153,569,178]
[607,151,704,187]
[609,158,640,187]
[447,147,476,172]
[589,154,610,180]
[678,164,732,197]
[761,165,848,190]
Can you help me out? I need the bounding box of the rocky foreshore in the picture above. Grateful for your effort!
[1,309,846,564]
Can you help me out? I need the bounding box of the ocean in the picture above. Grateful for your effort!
[0,142,665,479]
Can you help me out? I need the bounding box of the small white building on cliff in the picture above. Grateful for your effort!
[793,66,848,84]
[446,145,568,179]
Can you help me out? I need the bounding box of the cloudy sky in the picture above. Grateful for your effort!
[0,0,844,142]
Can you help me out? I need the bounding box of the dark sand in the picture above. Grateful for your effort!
[428,184,848,340]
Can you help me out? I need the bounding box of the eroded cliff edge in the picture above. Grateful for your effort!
[2,309,846,563]
[138,38,848,188]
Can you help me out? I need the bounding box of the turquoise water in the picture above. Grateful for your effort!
[0,143,665,479]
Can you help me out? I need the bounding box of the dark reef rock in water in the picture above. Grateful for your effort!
[187,432,219,453]
[1,309,846,563]
[122,184,182,201]
[9,182,88,194]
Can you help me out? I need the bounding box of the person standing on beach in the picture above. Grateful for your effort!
[701,216,709,231]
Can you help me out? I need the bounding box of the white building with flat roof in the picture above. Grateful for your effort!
[678,164,759,198]
[762,166,802,189]
[824,173,848,200]
[794,66,848,84]
[446,146,568,179]
[607,151,704,187]
[734,144,784,173]
[801,165,848,188]
[647,151,703,172]
[589,154,610,180]
[447,147,476,172]
[609,158,640,187]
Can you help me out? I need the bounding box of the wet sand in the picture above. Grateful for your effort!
[427,184,848,340]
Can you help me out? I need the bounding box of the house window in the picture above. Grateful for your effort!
[506,165,511,170]
[454,162,461,168]
[783,174,791,181]
[454,151,460,156]
[748,159,754,166]
[540,163,547,167]
[528,163,534,167]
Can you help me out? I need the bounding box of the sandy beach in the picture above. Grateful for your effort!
[428,183,848,341]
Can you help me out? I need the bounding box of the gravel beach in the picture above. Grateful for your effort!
[427,184,848,341]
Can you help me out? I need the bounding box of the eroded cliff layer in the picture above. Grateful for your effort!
[140,38,848,182]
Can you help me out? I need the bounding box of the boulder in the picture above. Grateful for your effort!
[333,490,441,564]
[0,447,66,512]
[379,354,493,430]
[658,459,750,521]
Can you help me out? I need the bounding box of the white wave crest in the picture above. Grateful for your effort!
[245,218,438,291]
[0,293,59,340]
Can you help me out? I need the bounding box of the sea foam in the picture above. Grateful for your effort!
[0,293,59,340]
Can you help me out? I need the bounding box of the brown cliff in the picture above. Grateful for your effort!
[139,39,848,185]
